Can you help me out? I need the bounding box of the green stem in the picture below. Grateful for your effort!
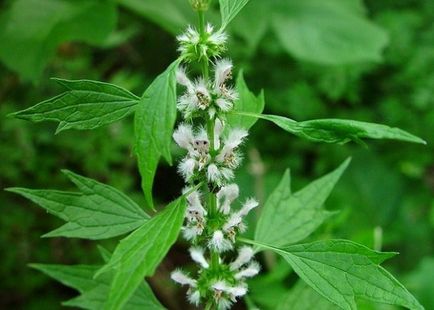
[197,10,209,80]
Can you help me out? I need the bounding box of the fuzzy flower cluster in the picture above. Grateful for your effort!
[177,24,227,63]
[171,25,260,310]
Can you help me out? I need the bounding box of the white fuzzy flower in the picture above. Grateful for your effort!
[215,98,233,112]
[171,270,196,287]
[239,198,259,217]
[230,246,255,271]
[173,123,194,150]
[216,129,248,166]
[182,225,203,241]
[188,290,201,306]
[176,66,193,90]
[209,30,228,47]
[225,128,248,150]
[214,58,233,88]
[220,167,234,181]
[214,118,225,150]
[223,213,242,232]
[177,26,200,46]
[207,164,222,183]
[189,247,209,269]
[234,261,261,279]
[217,184,239,214]
[178,157,196,180]
[227,285,247,299]
[209,230,233,252]
[193,78,211,109]
[217,298,232,310]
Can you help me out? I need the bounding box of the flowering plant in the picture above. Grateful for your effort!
[7,0,426,309]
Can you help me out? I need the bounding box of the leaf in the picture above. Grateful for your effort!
[6,170,148,240]
[271,0,389,65]
[240,113,426,145]
[30,264,164,310]
[95,197,187,310]
[0,0,116,80]
[134,60,180,210]
[9,79,139,133]
[119,0,195,35]
[277,281,338,310]
[219,0,250,30]
[244,239,423,310]
[255,159,350,247]
[226,71,265,130]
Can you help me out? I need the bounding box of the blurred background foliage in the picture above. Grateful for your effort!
[0,0,433,309]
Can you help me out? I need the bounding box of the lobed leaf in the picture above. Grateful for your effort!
[95,197,187,310]
[219,0,250,30]
[244,239,422,310]
[9,79,139,133]
[255,158,350,247]
[239,113,426,145]
[6,170,148,240]
[30,264,164,310]
[134,60,180,210]
[0,0,117,80]
[226,71,265,131]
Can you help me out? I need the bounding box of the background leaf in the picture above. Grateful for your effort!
[255,159,350,247]
[10,79,139,133]
[272,0,388,64]
[6,170,148,240]
[0,0,117,80]
[96,197,186,310]
[134,60,179,210]
[219,0,250,30]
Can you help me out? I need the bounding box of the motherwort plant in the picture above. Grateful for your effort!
[7,0,426,309]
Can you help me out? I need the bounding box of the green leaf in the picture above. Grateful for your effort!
[255,159,350,247]
[30,264,164,310]
[271,0,388,65]
[277,281,338,310]
[6,170,148,240]
[219,0,250,30]
[245,239,422,310]
[0,0,116,80]
[226,71,265,130]
[95,197,187,310]
[134,60,180,210]
[240,113,426,145]
[9,79,139,133]
[119,0,195,35]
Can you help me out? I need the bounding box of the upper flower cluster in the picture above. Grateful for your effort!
[177,24,227,62]
[176,58,237,119]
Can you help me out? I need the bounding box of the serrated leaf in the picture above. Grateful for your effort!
[30,264,164,310]
[219,0,250,30]
[134,60,180,210]
[226,71,264,130]
[6,171,148,240]
[9,79,139,133]
[245,239,422,310]
[255,159,350,247]
[277,280,338,310]
[0,0,117,80]
[240,113,426,145]
[95,197,187,310]
[271,0,388,65]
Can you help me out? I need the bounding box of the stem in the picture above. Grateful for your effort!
[197,10,209,80]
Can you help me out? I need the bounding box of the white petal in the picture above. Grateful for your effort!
[234,261,261,279]
[189,247,209,269]
[171,270,196,286]
[230,246,255,271]
[173,123,194,149]
[239,198,259,217]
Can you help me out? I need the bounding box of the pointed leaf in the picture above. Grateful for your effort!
[134,60,180,210]
[255,159,350,247]
[240,113,426,145]
[9,79,139,133]
[31,263,164,310]
[246,239,422,310]
[226,71,264,130]
[96,197,187,310]
[219,0,250,30]
[6,171,148,240]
